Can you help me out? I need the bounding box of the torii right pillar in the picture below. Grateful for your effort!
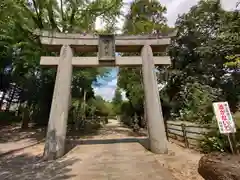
[141,44,168,154]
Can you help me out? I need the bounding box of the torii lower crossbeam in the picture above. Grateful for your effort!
[40,56,171,67]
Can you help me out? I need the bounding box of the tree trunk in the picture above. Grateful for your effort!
[0,91,6,110]
[82,90,87,119]
[74,102,81,130]
[16,100,21,116]
[140,68,147,129]
[5,85,16,112]
[79,90,87,129]
[21,109,29,129]
[20,102,30,129]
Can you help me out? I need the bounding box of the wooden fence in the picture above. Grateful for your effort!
[166,121,217,149]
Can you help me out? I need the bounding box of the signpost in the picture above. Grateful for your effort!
[213,102,236,153]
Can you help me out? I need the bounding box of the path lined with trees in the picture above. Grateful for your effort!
[0,0,239,179]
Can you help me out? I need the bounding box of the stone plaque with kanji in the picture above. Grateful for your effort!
[98,34,115,61]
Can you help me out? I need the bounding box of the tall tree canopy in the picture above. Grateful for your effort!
[117,0,172,124]
[163,0,240,123]
[117,0,239,126]
[0,0,123,126]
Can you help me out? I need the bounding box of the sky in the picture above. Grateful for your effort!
[93,68,122,101]
[93,0,239,101]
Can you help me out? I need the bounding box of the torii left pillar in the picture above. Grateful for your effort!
[43,45,73,160]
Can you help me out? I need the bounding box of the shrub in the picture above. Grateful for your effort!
[200,130,228,153]
[200,127,240,153]
[120,114,133,126]
[200,112,240,153]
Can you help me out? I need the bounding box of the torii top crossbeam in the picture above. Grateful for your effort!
[37,31,173,53]
[37,31,174,67]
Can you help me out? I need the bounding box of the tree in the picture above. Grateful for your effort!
[112,88,123,115]
[163,0,240,123]
[117,0,171,127]
[0,0,123,159]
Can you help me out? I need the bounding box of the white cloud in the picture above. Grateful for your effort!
[221,0,239,10]
[94,78,128,101]
[94,77,117,100]
[107,78,117,86]
[94,86,116,101]
[164,0,199,26]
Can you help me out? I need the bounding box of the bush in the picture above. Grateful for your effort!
[200,130,228,153]
[120,114,133,126]
[200,128,240,153]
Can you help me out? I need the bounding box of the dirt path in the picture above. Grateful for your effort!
[0,119,203,180]
[63,119,176,179]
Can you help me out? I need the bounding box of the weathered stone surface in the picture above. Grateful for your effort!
[43,45,73,160]
[40,56,171,67]
[141,44,168,154]
[38,31,172,53]
[198,153,240,180]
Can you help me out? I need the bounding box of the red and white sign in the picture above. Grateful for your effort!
[213,102,236,134]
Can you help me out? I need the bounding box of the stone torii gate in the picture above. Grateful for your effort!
[38,31,173,160]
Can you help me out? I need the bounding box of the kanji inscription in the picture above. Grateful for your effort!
[98,34,115,61]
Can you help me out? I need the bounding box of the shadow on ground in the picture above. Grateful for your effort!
[66,137,150,153]
[66,126,101,140]
[98,127,147,137]
[0,153,78,180]
[0,141,44,158]
[0,121,103,143]
[0,125,46,143]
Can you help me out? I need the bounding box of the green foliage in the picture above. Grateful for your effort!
[118,0,170,126]
[225,55,240,68]
[200,128,229,153]
[117,0,240,143]
[200,128,240,154]
[87,96,114,117]
[177,82,219,123]
[112,88,122,105]
[200,112,240,153]
[0,0,122,127]
[123,0,168,34]
[112,88,123,115]
[119,101,135,126]
[164,0,240,123]
[118,67,144,114]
